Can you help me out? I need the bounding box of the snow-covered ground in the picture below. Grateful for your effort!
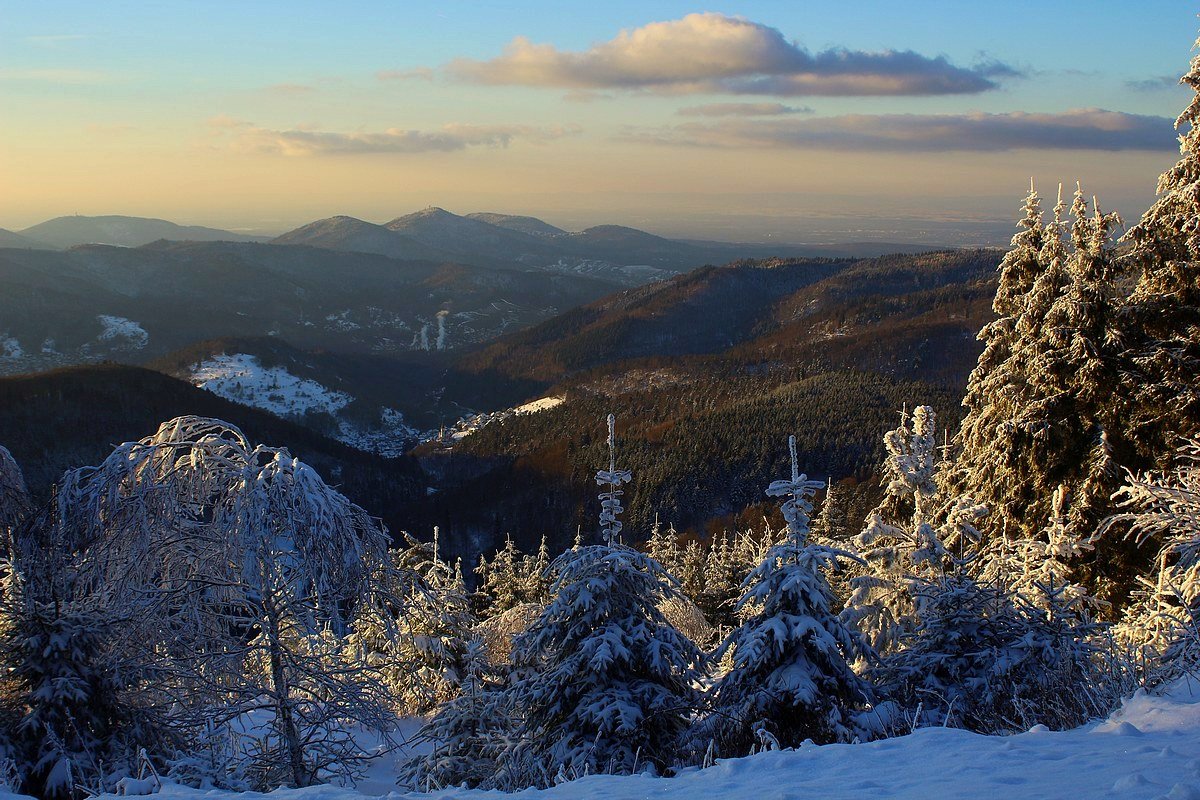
[427,396,565,444]
[96,315,149,348]
[0,335,22,360]
[189,353,418,457]
[64,679,1200,800]
[192,353,353,419]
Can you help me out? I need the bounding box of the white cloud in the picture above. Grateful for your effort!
[209,119,582,156]
[622,109,1173,152]
[445,13,1017,97]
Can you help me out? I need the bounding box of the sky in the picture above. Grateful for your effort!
[0,1,1195,244]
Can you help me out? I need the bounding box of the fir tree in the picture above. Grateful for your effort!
[1113,35,1200,496]
[699,436,872,755]
[845,407,985,654]
[494,422,700,786]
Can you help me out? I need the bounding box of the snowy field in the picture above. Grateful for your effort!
[191,353,353,418]
[46,679,1200,800]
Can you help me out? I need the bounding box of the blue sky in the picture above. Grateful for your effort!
[0,2,1194,242]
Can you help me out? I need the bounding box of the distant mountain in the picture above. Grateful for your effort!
[0,363,427,538]
[385,207,562,264]
[465,212,566,237]
[270,215,447,262]
[0,228,53,250]
[459,249,997,389]
[0,240,619,376]
[272,207,948,288]
[19,215,268,248]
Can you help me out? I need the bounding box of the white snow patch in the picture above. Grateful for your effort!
[514,396,565,414]
[427,396,566,444]
[96,315,149,348]
[191,353,352,418]
[0,335,23,359]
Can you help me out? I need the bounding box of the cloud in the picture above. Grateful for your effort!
[263,83,316,95]
[208,119,581,155]
[377,67,435,81]
[620,109,1172,152]
[677,102,813,117]
[445,13,1016,96]
[1126,75,1184,92]
[562,90,614,103]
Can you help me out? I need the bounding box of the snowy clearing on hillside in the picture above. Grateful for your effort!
[430,396,566,443]
[96,315,149,348]
[191,353,352,418]
[0,335,22,359]
[76,680,1200,800]
[513,396,564,415]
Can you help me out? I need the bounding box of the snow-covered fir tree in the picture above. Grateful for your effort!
[873,547,1109,734]
[352,532,477,715]
[0,445,29,545]
[954,182,1045,519]
[1113,38,1200,491]
[698,436,872,756]
[845,406,985,654]
[1099,437,1200,674]
[494,418,701,786]
[476,534,525,617]
[811,479,852,546]
[396,639,511,791]
[0,602,166,798]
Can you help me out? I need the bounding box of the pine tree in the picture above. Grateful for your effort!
[0,445,29,544]
[1099,437,1200,673]
[955,182,1045,513]
[875,553,1109,734]
[845,407,985,654]
[396,639,510,791]
[1113,35,1200,493]
[0,604,165,798]
[493,420,700,786]
[699,436,872,755]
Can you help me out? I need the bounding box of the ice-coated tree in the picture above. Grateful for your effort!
[37,416,407,790]
[0,444,29,545]
[494,422,700,786]
[955,182,1045,514]
[676,539,708,603]
[979,484,1097,612]
[0,602,165,798]
[874,553,1110,734]
[811,479,852,546]
[353,533,477,715]
[845,406,985,654]
[396,638,511,791]
[646,516,680,574]
[1113,38,1200,485]
[699,436,872,755]
[519,535,553,605]
[476,534,525,617]
[1098,438,1200,673]
[596,414,633,546]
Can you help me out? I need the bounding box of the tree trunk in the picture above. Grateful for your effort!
[264,601,309,787]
